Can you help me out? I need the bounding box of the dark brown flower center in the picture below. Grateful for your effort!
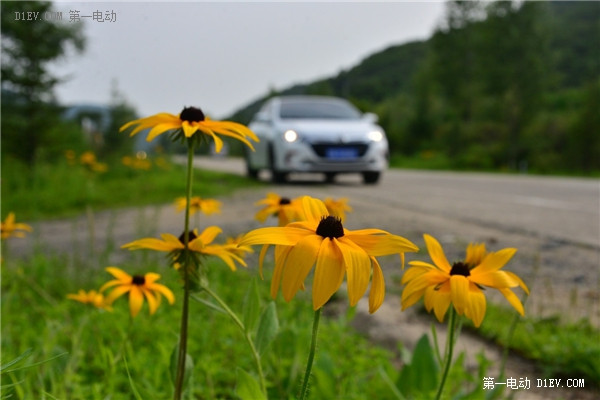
[450,262,471,277]
[279,197,291,205]
[180,106,205,122]
[178,230,198,244]
[316,216,344,239]
[132,275,146,285]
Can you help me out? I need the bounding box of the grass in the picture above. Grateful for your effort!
[1,155,262,221]
[1,250,402,399]
[472,304,600,386]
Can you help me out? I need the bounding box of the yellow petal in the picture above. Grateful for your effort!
[105,266,131,282]
[129,286,144,317]
[498,288,525,316]
[312,238,345,310]
[105,285,131,303]
[142,287,158,315]
[271,245,292,299]
[470,270,519,289]
[146,122,181,142]
[150,283,175,305]
[474,248,517,274]
[423,234,452,273]
[281,235,322,302]
[337,238,371,306]
[450,275,470,315]
[122,236,182,252]
[198,226,223,245]
[258,244,270,279]
[368,258,385,313]
[300,196,328,221]
[505,271,530,294]
[240,227,310,247]
[344,230,418,256]
[465,283,486,327]
[427,283,451,323]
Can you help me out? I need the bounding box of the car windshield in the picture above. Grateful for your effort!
[279,100,361,120]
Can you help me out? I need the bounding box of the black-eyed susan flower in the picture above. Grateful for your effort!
[122,226,250,271]
[254,192,304,226]
[240,196,419,313]
[100,267,175,317]
[1,213,33,239]
[67,289,113,310]
[323,197,353,222]
[119,106,259,152]
[174,196,222,216]
[401,234,529,327]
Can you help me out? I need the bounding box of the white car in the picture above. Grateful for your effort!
[245,96,389,184]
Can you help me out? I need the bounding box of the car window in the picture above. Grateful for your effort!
[279,100,361,120]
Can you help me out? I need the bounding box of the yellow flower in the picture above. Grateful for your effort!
[122,226,250,271]
[224,234,254,259]
[254,192,304,226]
[67,289,113,310]
[119,106,259,152]
[401,234,529,327]
[240,196,419,313]
[323,197,353,222]
[80,151,97,166]
[100,267,175,317]
[1,213,33,239]
[174,196,222,216]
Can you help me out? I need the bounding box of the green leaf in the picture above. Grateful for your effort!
[410,334,439,392]
[235,368,266,400]
[255,301,279,356]
[397,334,438,396]
[169,343,194,389]
[0,348,32,372]
[242,278,261,332]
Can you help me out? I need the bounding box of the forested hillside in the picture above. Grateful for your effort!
[229,1,599,174]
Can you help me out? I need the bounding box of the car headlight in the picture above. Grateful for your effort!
[367,130,384,142]
[283,129,298,143]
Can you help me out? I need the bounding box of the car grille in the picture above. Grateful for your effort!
[310,142,369,158]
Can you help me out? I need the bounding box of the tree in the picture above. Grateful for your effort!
[1,1,85,162]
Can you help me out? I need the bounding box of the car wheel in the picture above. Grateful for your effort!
[362,171,381,184]
[244,151,259,179]
[269,145,287,184]
[325,172,336,183]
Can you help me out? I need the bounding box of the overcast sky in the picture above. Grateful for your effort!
[50,1,447,118]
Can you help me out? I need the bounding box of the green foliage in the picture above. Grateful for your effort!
[1,1,86,163]
[227,1,599,175]
[1,156,262,221]
[473,304,600,386]
[1,253,401,398]
[396,335,439,397]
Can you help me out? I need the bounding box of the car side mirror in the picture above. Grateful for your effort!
[363,112,378,124]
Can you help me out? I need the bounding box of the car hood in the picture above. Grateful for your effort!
[275,119,381,143]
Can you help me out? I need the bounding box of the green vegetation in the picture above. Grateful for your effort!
[1,156,261,221]
[1,253,401,399]
[474,304,600,386]
[229,1,600,175]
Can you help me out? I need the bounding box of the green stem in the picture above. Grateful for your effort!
[199,286,267,396]
[435,308,457,400]
[299,308,322,400]
[173,142,195,400]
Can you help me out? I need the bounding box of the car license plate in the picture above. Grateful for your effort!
[325,147,358,159]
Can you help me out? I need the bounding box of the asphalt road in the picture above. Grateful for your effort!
[191,156,600,248]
